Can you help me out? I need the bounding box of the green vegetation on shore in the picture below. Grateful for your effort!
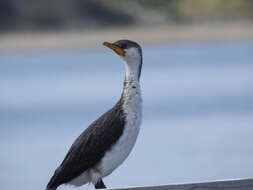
[0,0,253,31]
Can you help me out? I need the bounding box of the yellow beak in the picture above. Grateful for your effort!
[103,42,126,56]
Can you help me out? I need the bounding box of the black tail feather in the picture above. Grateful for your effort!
[46,170,60,190]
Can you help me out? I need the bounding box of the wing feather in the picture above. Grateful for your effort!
[46,101,125,189]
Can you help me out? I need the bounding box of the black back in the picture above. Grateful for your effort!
[46,99,125,189]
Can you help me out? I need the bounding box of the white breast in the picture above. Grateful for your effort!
[98,81,142,177]
[68,81,142,186]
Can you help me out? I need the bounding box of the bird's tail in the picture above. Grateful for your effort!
[46,173,58,190]
[45,188,56,190]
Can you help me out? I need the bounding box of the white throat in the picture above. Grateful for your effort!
[124,62,140,82]
[122,47,142,82]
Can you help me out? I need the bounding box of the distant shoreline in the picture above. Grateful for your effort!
[1,22,253,53]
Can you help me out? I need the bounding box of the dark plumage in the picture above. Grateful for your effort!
[113,40,141,50]
[46,99,125,190]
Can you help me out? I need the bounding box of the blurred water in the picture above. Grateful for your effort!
[0,41,253,190]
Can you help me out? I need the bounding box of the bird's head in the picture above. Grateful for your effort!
[103,39,143,80]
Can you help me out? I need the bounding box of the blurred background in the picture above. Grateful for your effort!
[0,0,253,31]
[1,1,253,190]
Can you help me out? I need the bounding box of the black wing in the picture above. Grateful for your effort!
[46,100,125,189]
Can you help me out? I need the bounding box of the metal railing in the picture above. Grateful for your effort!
[111,178,253,190]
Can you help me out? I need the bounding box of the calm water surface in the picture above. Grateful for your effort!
[1,41,253,190]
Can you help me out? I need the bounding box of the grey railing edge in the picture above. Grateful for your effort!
[109,178,253,190]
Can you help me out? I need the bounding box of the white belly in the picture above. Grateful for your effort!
[99,84,142,177]
[67,171,89,186]
[99,118,141,177]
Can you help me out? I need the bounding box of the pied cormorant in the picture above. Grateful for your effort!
[46,40,143,190]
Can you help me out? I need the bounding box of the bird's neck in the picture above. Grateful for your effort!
[121,60,142,98]
[124,66,139,82]
[123,57,142,82]
[119,60,142,120]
